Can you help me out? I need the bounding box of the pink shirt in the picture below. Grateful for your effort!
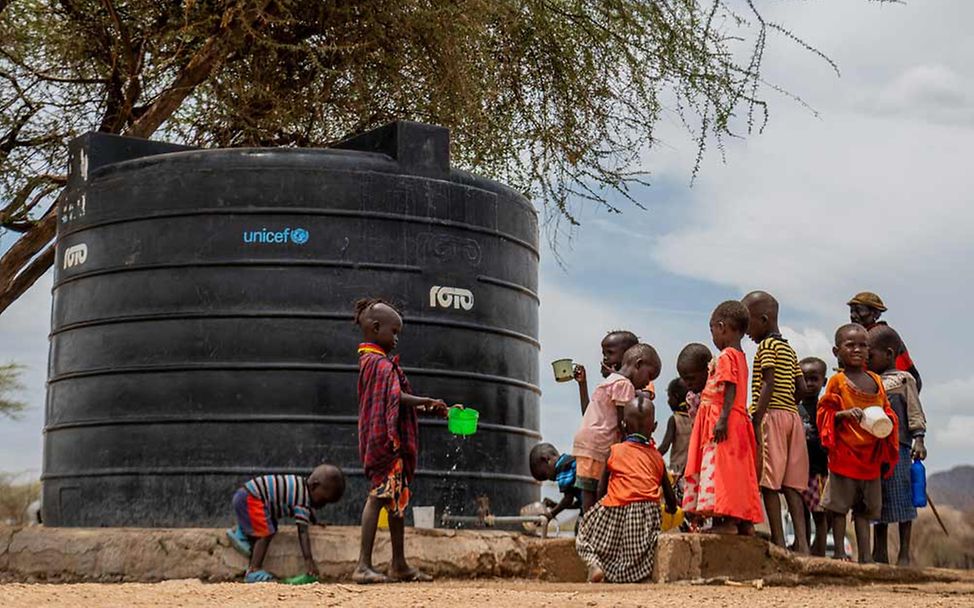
[572,373,636,462]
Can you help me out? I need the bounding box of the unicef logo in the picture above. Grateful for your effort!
[242,227,310,245]
[291,228,309,245]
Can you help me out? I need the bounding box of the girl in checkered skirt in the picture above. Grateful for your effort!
[575,393,678,583]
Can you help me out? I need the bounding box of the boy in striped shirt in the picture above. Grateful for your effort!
[742,291,810,554]
[226,465,345,583]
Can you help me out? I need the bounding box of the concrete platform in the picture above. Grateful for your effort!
[0,525,967,585]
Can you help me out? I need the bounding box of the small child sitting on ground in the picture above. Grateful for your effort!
[572,331,656,412]
[682,301,764,534]
[352,298,452,584]
[571,343,662,513]
[575,395,677,583]
[529,442,582,520]
[817,323,899,563]
[742,290,810,554]
[658,377,692,503]
[868,325,927,566]
[797,357,832,557]
[226,465,345,583]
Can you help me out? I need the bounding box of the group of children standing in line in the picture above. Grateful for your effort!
[531,291,928,582]
[221,291,926,585]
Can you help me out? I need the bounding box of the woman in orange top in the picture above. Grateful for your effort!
[575,396,677,583]
[682,301,764,533]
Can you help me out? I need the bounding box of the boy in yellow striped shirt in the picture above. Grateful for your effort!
[742,291,810,554]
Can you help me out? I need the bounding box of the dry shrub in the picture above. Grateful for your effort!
[0,472,40,525]
[882,505,974,569]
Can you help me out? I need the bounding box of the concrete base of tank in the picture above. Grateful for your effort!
[0,525,966,585]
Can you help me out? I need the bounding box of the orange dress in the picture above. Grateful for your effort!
[816,372,899,480]
[682,348,764,523]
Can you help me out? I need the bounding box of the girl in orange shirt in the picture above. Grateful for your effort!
[574,395,677,583]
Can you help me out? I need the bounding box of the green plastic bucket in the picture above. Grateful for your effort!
[447,407,479,436]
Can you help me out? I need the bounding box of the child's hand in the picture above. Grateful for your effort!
[911,437,927,460]
[573,364,587,384]
[421,399,449,417]
[712,416,729,443]
[838,408,864,422]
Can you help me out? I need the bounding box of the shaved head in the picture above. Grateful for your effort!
[835,322,867,345]
[868,324,902,353]
[623,394,656,437]
[742,290,779,318]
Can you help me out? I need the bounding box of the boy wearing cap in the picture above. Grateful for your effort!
[847,291,921,391]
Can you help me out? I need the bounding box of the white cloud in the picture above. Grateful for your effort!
[872,64,974,125]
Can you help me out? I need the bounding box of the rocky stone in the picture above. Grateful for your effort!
[0,525,966,585]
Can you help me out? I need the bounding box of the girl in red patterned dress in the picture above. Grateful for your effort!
[682,301,764,534]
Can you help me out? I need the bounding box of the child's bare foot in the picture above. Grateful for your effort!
[737,521,755,536]
[707,522,738,535]
[387,565,432,582]
[896,554,911,567]
[352,566,389,584]
[588,566,605,583]
[858,555,875,565]
[832,553,851,562]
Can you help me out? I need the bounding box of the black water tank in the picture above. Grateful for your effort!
[43,122,540,527]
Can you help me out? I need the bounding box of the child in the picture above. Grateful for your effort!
[741,291,810,553]
[658,378,692,499]
[817,323,899,563]
[572,331,656,413]
[575,395,677,583]
[675,343,713,420]
[572,343,661,513]
[682,301,764,534]
[352,298,451,584]
[226,464,345,583]
[797,356,831,557]
[529,442,582,520]
[868,325,927,566]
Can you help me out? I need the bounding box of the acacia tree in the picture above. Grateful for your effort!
[0,0,859,314]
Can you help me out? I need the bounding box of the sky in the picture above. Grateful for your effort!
[1,0,973,480]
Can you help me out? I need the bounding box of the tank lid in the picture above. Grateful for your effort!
[334,121,449,177]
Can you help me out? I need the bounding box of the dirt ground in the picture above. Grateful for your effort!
[2,579,973,608]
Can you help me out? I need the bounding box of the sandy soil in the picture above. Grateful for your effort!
[2,580,973,608]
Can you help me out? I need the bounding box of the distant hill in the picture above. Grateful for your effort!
[928,465,974,512]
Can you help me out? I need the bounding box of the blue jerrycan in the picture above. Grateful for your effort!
[911,459,927,508]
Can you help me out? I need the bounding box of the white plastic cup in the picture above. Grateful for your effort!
[861,406,893,438]
[413,505,436,529]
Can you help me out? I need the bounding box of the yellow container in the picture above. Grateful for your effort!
[378,507,389,530]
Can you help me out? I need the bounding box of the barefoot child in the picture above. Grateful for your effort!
[573,331,656,412]
[742,291,810,553]
[817,323,899,563]
[572,343,661,513]
[529,443,582,520]
[868,325,927,566]
[798,357,831,557]
[682,301,764,534]
[352,298,451,584]
[658,378,692,502]
[575,395,677,583]
[226,465,345,583]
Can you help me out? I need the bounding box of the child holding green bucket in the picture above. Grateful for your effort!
[352,297,460,585]
[571,343,662,513]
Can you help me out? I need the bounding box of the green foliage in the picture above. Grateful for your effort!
[0,362,26,418]
[0,0,847,241]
